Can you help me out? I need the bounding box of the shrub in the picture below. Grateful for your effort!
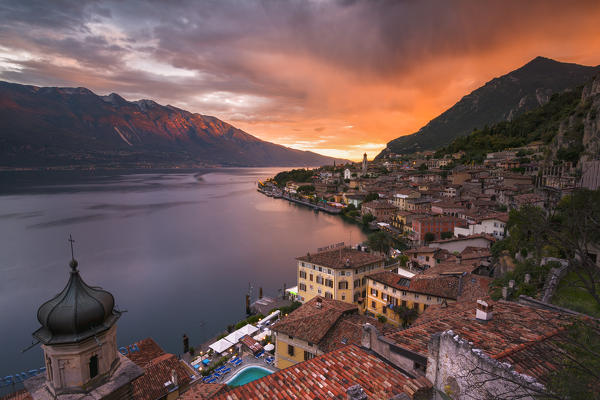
[377,315,387,323]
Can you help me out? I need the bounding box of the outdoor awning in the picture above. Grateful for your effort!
[224,324,259,344]
[209,338,235,354]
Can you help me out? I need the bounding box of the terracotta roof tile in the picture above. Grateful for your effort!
[179,383,227,400]
[213,345,412,400]
[297,248,383,269]
[125,338,167,369]
[318,314,392,353]
[384,300,567,359]
[368,271,490,300]
[271,297,357,344]
[133,354,194,400]
[0,390,32,400]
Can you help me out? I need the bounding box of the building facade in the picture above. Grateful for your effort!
[296,247,385,304]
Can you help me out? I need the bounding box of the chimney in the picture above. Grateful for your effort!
[171,369,178,387]
[455,255,461,264]
[524,274,531,284]
[316,297,323,309]
[508,280,515,289]
[475,299,493,321]
[346,384,367,400]
[345,258,351,267]
[502,286,508,300]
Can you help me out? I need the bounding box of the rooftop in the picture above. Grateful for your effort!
[270,296,357,344]
[179,383,227,400]
[132,353,194,400]
[297,247,384,269]
[362,199,398,209]
[213,345,420,400]
[384,300,567,361]
[368,271,489,300]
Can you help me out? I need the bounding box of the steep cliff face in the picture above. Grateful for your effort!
[0,81,345,168]
[580,77,600,162]
[548,76,600,165]
[379,57,600,157]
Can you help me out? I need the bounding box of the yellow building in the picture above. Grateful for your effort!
[296,247,385,305]
[271,296,384,369]
[365,271,489,326]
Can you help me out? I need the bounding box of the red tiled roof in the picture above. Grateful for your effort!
[368,271,484,300]
[271,296,357,344]
[213,345,414,400]
[318,314,391,353]
[0,390,32,400]
[421,261,481,276]
[132,354,194,400]
[430,233,496,244]
[384,300,567,359]
[362,200,398,209]
[239,335,262,354]
[179,383,227,400]
[125,338,167,368]
[296,247,384,269]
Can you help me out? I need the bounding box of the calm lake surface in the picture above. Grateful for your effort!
[0,168,366,379]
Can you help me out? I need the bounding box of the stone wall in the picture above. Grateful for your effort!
[426,330,544,400]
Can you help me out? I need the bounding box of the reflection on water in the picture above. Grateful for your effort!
[0,168,366,378]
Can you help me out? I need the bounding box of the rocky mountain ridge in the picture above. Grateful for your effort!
[378,57,600,157]
[0,81,345,168]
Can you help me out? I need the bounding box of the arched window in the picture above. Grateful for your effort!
[89,355,99,379]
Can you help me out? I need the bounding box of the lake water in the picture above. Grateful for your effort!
[0,168,366,380]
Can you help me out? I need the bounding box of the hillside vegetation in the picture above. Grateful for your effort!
[434,87,587,163]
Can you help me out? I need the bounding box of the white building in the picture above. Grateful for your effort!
[454,214,508,240]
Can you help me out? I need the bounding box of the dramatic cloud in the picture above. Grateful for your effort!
[1,0,600,159]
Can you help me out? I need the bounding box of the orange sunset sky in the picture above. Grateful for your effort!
[1,0,600,160]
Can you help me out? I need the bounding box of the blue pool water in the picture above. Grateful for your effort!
[226,366,273,387]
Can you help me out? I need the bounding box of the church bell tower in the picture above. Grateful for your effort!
[25,236,142,400]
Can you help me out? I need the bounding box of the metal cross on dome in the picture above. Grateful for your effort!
[68,234,76,260]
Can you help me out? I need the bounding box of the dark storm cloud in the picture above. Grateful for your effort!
[1,0,600,159]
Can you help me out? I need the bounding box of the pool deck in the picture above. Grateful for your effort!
[204,354,278,385]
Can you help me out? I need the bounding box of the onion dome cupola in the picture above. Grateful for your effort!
[33,239,121,345]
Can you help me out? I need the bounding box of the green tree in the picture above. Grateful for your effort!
[393,305,419,328]
[367,232,393,256]
[364,192,380,202]
[297,185,315,194]
[362,213,375,225]
[424,232,435,243]
[418,163,428,171]
[441,231,453,239]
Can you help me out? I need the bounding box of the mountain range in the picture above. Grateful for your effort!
[378,57,600,157]
[0,81,345,168]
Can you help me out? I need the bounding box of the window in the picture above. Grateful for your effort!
[402,291,407,296]
[370,288,378,296]
[341,295,345,301]
[415,294,419,299]
[316,276,323,284]
[425,256,430,261]
[371,300,376,309]
[402,300,407,307]
[382,293,388,301]
[354,279,360,288]
[413,302,419,310]
[299,283,306,291]
[318,267,322,272]
[310,274,313,281]
[340,271,345,276]
[325,292,333,299]
[427,295,432,301]
[382,306,387,314]
[89,355,98,379]
[304,351,314,361]
[338,281,348,290]
[299,271,306,279]
[301,262,305,267]
[288,345,295,356]
[423,304,429,311]
[325,279,334,288]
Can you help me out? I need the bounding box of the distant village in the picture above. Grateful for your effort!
[3,145,599,400]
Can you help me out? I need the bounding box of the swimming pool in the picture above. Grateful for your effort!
[225,366,273,387]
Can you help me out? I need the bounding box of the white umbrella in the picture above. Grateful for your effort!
[264,343,274,352]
